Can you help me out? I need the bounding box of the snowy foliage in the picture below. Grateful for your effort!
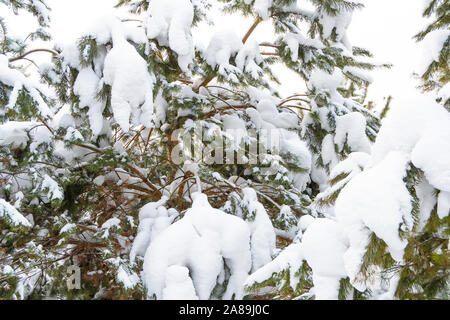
[0,0,448,301]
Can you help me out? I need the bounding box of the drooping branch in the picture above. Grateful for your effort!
[8,48,58,63]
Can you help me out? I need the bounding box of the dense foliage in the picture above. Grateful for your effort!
[0,0,448,300]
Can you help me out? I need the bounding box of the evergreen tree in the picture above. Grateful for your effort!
[414,0,449,109]
[0,0,447,301]
[246,1,449,300]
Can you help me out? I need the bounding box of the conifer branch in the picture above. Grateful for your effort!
[194,16,263,91]
[8,48,58,63]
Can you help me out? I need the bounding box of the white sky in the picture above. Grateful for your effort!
[5,0,430,110]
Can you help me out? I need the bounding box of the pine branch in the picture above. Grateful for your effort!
[8,48,58,63]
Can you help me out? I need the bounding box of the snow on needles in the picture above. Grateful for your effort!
[242,188,276,272]
[0,55,52,118]
[0,199,32,228]
[73,67,106,136]
[146,0,195,73]
[373,94,450,192]
[245,0,273,20]
[143,193,252,300]
[65,15,155,133]
[102,17,154,133]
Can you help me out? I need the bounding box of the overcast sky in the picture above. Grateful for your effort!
[6,0,431,110]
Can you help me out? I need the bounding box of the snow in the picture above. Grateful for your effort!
[373,94,450,192]
[321,134,337,167]
[87,15,147,45]
[319,7,352,43]
[280,129,312,191]
[235,40,263,79]
[0,121,37,148]
[0,198,32,228]
[117,266,140,290]
[59,223,76,234]
[41,175,63,201]
[437,83,450,103]
[73,67,105,136]
[253,0,272,21]
[64,127,83,141]
[154,91,168,128]
[146,0,194,72]
[247,217,349,300]
[416,29,449,76]
[284,31,324,62]
[411,116,450,192]
[130,197,176,263]
[335,152,412,264]
[30,0,51,26]
[79,16,153,135]
[255,99,299,130]
[334,112,371,153]
[297,215,315,232]
[245,243,304,291]
[343,66,374,83]
[204,29,242,81]
[242,188,276,271]
[222,114,247,148]
[0,55,52,117]
[143,193,252,300]
[416,178,437,230]
[437,191,450,219]
[245,98,311,190]
[301,218,348,299]
[100,217,121,238]
[315,152,371,209]
[309,67,343,96]
[162,265,199,300]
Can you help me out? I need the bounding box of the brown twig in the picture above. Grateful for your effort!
[8,48,58,63]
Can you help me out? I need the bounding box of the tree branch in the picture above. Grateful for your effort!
[8,48,58,63]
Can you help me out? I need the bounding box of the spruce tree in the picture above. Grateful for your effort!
[414,0,449,109]
[246,1,449,300]
[0,0,447,301]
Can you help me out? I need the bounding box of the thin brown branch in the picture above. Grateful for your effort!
[8,48,58,63]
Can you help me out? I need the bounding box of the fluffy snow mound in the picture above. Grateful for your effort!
[244,0,273,20]
[0,199,32,228]
[373,95,450,192]
[335,112,371,154]
[236,40,263,79]
[242,188,276,271]
[0,55,52,117]
[318,7,352,47]
[102,17,154,132]
[130,196,176,263]
[73,67,106,136]
[309,67,343,99]
[162,266,199,300]
[245,243,304,291]
[143,193,252,300]
[336,152,412,260]
[0,121,38,148]
[204,30,243,81]
[416,29,449,76]
[246,217,348,300]
[146,0,194,72]
[301,218,348,299]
